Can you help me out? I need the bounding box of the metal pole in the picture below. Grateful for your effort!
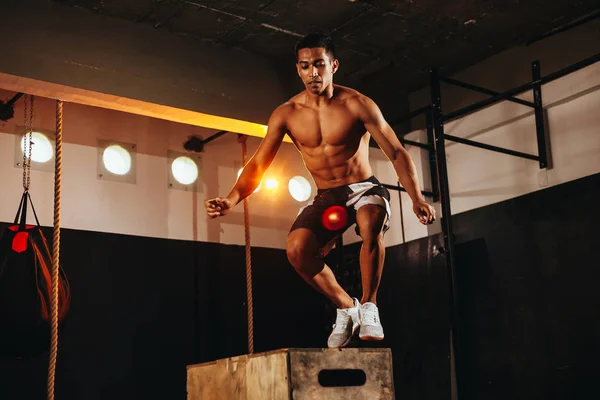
[539,52,600,85]
[400,138,433,150]
[426,110,440,202]
[335,236,344,271]
[397,181,406,244]
[381,183,435,198]
[203,130,229,144]
[532,61,548,169]
[430,68,465,399]
[7,92,24,107]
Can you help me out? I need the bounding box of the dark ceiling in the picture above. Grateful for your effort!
[53,0,599,95]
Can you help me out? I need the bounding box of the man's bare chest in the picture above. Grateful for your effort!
[286,106,364,146]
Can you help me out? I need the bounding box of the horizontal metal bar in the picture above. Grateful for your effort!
[381,183,435,198]
[444,134,540,161]
[540,52,600,85]
[443,91,522,122]
[400,138,433,150]
[442,52,600,123]
[391,105,431,126]
[439,76,535,108]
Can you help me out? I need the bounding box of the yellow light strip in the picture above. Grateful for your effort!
[0,72,292,143]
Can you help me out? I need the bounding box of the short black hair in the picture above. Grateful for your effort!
[294,33,336,61]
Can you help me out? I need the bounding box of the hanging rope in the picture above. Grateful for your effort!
[239,135,254,354]
[47,99,63,400]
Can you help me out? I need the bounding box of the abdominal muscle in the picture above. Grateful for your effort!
[298,136,374,189]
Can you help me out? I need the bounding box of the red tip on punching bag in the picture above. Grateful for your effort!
[8,225,35,253]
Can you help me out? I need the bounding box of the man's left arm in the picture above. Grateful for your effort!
[356,95,436,225]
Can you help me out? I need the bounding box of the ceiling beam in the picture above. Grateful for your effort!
[0,72,292,143]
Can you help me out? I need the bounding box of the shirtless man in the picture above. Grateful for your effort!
[205,33,435,348]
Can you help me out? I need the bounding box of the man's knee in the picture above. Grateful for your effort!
[286,233,318,271]
[286,238,304,268]
[363,231,384,249]
[356,205,387,243]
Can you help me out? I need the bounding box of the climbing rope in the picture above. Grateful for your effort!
[239,135,254,354]
[47,99,63,400]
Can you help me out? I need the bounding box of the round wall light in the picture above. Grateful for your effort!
[21,132,53,163]
[102,144,132,175]
[171,156,199,185]
[288,176,312,202]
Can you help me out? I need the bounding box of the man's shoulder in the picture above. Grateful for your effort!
[334,85,371,105]
[334,85,375,112]
[287,91,309,107]
[271,99,297,118]
[272,92,308,118]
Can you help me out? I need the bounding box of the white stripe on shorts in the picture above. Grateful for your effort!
[346,182,391,232]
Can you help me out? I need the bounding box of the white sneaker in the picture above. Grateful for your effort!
[358,302,384,340]
[327,298,360,348]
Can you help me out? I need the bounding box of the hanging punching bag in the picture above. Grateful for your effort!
[0,191,71,359]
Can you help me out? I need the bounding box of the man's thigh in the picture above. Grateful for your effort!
[289,202,342,249]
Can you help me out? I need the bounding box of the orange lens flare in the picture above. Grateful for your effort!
[321,205,348,231]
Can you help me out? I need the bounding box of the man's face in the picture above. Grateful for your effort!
[296,47,338,94]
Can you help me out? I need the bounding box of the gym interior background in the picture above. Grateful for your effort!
[1,0,599,399]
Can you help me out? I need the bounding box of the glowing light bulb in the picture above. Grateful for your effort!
[265,178,278,190]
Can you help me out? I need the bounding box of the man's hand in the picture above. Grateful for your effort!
[205,197,235,219]
[413,200,436,225]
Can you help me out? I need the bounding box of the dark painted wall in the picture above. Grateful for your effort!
[0,227,200,399]
[453,172,600,399]
[0,0,288,125]
[5,172,596,399]
[337,235,451,399]
[0,224,450,399]
[0,224,329,399]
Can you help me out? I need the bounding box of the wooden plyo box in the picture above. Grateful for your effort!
[186,348,394,400]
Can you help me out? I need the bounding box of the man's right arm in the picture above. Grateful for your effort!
[225,105,288,206]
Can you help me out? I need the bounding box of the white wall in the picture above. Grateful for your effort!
[444,63,599,215]
[0,88,431,250]
[0,92,315,249]
[405,18,600,225]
